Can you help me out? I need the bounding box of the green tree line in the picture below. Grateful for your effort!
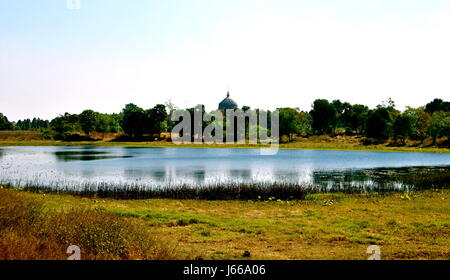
[0,98,449,144]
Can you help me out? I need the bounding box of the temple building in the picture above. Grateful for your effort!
[218,91,238,110]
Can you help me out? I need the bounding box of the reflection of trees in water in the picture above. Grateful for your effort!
[124,168,150,180]
[314,170,371,184]
[174,167,206,183]
[311,166,450,190]
[230,169,251,180]
[273,170,302,183]
[123,167,171,182]
[149,169,167,181]
[0,149,13,170]
[193,170,205,183]
[81,168,96,177]
[53,150,131,162]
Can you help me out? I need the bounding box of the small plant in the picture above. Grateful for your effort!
[400,193,411,200]
[200,231,211,237]
[322,199,335,206]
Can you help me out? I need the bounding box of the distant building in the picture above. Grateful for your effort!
[218,91,238,110]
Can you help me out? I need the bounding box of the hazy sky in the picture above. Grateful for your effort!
[1,0,450,121]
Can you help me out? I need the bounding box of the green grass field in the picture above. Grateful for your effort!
[1,187,449,260]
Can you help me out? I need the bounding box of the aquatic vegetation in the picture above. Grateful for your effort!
[1,146,449,200]
[0,165,447,200]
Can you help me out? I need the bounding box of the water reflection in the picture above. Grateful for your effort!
[0,146,449,191]
[230,169,252,179]
[54,150,132,162]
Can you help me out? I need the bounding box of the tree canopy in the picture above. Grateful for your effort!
[310,99,337,135]
[2,97,449,145]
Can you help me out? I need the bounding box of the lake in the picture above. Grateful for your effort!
[1,146,450,193]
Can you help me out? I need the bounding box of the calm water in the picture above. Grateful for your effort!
[0,146,449,190]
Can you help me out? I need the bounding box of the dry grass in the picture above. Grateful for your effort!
[0,130,43,141]
[1,187,449,260]
[0,188,177,260]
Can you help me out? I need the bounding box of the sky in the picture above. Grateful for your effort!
[1,0,450,121]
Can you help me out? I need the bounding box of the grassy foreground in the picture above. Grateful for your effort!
[0,187,449,260]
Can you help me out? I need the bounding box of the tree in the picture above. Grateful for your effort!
[50,113,80,135]
[79,109,100,135]
[310,99,337,135]
[342,104,369,135]
[381,97,400,121]
[96,114,113,133]
[165,99,178,132]
[425,98,450,114]
[98,113,122,133]
[365,107,392,140]
[146,104,168,138]
[14,118,49,131]
[121,104,146,138]
[403,107,430,142]
[332,100,351,129]
[17,119,31,130]
[31,118,49,130]
[279,108,311,141]
[393,112,415,144]
[427,111,450,144]
[0,113,12,130]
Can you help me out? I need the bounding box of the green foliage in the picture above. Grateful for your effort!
[120,104,168,139]
[15,118,49,131]
[145,104,168,137]
[310,99,337,135]
[393,112,415,144]
[366,107,393,140]
[49,113,81,137]
[332,99,352,129]
[425,98,450,114]
[342,104,369,135]
[4,97,450,144]
[403,107,430,141]
[79,109,99,134]
[121,104,146,138]
[279,108,311,140]
[427,111,450,144]
[0,113,12,130]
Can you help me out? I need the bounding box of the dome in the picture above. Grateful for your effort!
[218,92,238,110]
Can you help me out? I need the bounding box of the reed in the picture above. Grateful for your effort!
[2,166,448,200]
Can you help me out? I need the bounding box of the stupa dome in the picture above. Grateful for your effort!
[218,91,238,110]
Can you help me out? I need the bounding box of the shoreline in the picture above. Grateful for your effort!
[1,140,449,154]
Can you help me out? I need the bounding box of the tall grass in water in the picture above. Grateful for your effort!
[22,182,310,200]
[4,166,449,200]
[0,189,176,260]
